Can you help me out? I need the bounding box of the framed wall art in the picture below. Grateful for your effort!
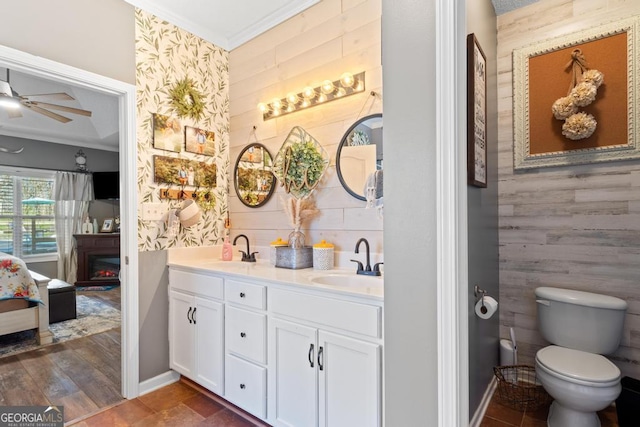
[513,16,640,169]
[185,125,216,156]
[153,155,217,187]
[100,218,114,233]
[467,33,487,188]
[152,113,183,152]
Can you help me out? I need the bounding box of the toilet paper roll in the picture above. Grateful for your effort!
[475,296,498,319]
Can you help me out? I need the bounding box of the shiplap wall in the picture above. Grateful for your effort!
[498,0,640,378]
[228,0,383,262]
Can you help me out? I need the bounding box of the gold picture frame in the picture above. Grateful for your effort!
[513,16,640,169]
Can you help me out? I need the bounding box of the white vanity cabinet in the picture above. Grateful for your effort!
[224,279,268,419]
[168,269,224,395]
[167,261,383,427]
[268,288,383,427]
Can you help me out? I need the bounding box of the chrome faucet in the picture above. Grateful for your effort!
[233,234,258,262]
[351,238,382,276]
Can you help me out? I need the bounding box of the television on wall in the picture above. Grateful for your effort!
[92,171,120,200]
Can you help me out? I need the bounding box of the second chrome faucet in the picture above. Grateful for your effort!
[351,238,382,276]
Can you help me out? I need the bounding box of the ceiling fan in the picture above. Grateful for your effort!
[0,69,92,123]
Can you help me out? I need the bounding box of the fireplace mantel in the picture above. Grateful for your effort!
[74,233,120,286]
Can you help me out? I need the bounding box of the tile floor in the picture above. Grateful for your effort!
[481,393,619,426]
[69,379,268,426]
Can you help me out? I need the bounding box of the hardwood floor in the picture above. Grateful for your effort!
[0,287,122,423]
[69,379,268,426]
[481,391,619,426]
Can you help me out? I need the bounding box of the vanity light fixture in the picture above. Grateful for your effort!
[258,71,365,120]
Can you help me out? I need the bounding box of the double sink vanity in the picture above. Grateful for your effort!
[167,249,384,426]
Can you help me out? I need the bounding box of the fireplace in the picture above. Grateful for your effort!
[89,255,120,282]
[74,233,120,286]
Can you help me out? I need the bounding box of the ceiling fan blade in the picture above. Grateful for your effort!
[30,101,92,117]
[7,109,22,119]
[24,104,72,123]
[20,92,75,101]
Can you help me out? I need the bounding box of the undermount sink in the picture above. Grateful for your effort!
[310,273,383,288]
[204,260,266,268]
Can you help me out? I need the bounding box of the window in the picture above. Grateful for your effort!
[0,169,57,259]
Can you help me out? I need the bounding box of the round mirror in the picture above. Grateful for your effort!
[234,143,276,208]
[336,114,383,201]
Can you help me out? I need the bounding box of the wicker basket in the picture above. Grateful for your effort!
[493,365,552,411]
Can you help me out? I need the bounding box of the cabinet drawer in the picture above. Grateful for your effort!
[225,279,266,310]
[225,354,266,419]
[270,288,382,339]
[169,269,223,300]
[226,306,267,364]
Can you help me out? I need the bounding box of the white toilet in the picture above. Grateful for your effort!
[534,287,627,427]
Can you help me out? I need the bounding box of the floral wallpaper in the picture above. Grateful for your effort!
[135,9,230,251]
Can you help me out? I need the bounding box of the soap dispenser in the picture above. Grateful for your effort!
[222,234,233,261]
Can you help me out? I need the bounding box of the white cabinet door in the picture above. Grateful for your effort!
[318,331,381,427]
[169,290,195,377]
[194,296,224,395]
[269,318,318,427]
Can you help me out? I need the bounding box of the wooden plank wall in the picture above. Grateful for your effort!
[497,0,640,378]
[228,0,383,260]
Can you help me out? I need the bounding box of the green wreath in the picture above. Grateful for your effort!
[169,78,205,121]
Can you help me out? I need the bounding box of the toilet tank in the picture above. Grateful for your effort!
[535,287,627,354]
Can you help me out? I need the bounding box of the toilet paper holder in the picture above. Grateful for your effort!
[474,285,488,313]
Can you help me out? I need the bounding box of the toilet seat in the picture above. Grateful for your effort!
[536,346,620,387]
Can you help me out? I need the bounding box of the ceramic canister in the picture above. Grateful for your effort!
[313,240,334,270]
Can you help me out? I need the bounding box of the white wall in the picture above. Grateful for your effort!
[229,0,383,259]
[0,0,135,84]
[498,0,640,379]
[382,0,439,424]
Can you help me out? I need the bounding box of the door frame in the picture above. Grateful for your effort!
[0,44,140,398]
[436,1,468,426]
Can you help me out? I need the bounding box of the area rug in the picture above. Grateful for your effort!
[0,294,120,358]
[77,285,118,291]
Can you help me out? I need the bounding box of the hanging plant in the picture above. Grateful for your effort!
[169,78,205,121]
[273,127,329,199]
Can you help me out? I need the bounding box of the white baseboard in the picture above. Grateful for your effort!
[469,376,497,427]
[138,370,181,396]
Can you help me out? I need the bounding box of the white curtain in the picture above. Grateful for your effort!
[54,172,93,284]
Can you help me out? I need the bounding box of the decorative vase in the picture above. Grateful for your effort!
[288,229,306,249]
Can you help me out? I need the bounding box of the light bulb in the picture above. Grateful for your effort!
[301,99,311,108]
[286,92,299,104]
[320,80,335,95]
[286,103,295,113]
[336,87,347,97]
[271,98,282,110]
[302,86,316,100]
[340,72,354,88]
[317,93,327,103]
[257,102,269,113]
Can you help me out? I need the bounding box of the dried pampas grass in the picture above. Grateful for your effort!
[282,196,320,230]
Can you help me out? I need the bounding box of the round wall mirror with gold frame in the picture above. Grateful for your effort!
[234,143,276,208]
[336,113,383,201]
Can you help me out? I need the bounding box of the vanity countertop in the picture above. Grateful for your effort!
[167,256,383,301]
